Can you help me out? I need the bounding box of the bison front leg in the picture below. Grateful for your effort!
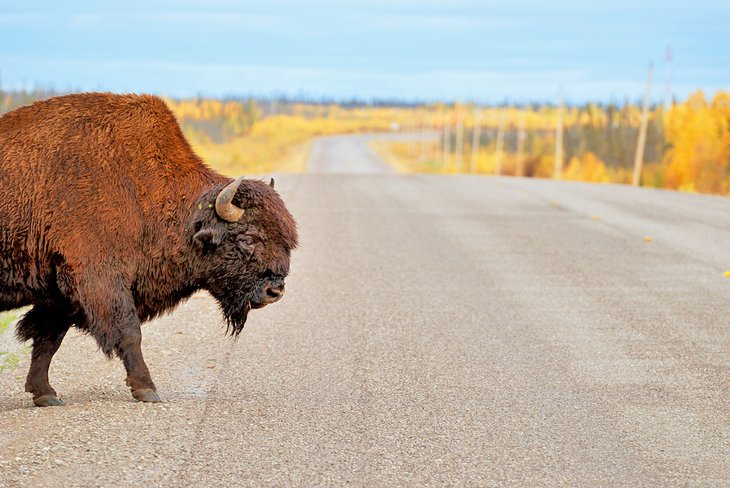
[114,321,161,403]
[82,288,161,403]
[16,305,71,407]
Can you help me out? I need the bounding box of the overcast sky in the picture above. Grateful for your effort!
[1,0,728,103]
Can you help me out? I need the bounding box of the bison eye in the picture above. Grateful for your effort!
[237,235,255,254]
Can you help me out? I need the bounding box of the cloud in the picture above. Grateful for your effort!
[369,13,513,30]
[0,54,643,102]
[67,12,279,28]
[0,13,50,24]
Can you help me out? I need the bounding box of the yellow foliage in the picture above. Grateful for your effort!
[663,90,730,193]
[164,100,415,175]
[4,89,729,194]
[165,90,730,192]
[377,90,730,195]
[564,152,611,182]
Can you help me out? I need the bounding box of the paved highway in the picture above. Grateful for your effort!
[1,134,729,486]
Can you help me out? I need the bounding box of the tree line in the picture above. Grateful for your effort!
[1,88,728,194]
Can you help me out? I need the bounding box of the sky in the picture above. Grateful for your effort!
[0,0,728,103]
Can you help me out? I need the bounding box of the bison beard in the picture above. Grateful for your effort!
[0,93,298,406]
[215,288,252,337]
[212,273,282,336]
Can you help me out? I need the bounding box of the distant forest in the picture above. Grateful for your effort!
[2,88,728,194]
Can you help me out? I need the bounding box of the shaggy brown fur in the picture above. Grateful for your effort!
[0,93,297,405]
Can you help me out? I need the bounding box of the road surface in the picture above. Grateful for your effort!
[306,133,431,174]
[1,134,729,486]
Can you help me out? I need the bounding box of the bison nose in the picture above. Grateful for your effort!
[264,284,285,303]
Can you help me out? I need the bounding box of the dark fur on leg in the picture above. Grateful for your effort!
[83,289,158,400]
[16,304,72,404]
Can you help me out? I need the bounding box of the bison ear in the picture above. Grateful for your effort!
[269,178,275,189]
[193,227,224,251]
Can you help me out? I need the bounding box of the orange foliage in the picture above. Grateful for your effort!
[663,90,730,193]
[564,152,611,183]
[3,89,730,194]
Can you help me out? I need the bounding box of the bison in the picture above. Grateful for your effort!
[0,93,298,406]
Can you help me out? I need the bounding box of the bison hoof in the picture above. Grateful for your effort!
[132,388,161,403]
[33,395,65,407]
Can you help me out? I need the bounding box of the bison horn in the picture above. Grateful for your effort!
[269,178,275,189]
[215,176,246,222]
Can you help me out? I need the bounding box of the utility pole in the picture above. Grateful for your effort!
[411,109,419,158]
[554,96,564,180]
[633,63,653,187]
[406,115,415,157]
[443,108,451,171]
[663,46,672,114]
[419,109,427,162]
[433,110,441,166]
[495,111,505,176]
[455,106,464,172]
[470,107,481,174]
[515,108,526,177]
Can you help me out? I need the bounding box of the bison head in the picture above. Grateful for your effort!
[192,177,298,335]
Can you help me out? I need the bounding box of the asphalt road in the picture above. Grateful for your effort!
[306,133,433,174]
[1,134,729,486]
